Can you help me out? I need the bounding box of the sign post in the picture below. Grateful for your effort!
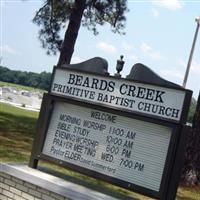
[29,57,192,200]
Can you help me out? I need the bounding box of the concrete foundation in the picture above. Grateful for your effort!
[0,163,119,200]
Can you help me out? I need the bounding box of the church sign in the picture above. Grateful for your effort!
[50,68,186,122]
[29,58,192,200]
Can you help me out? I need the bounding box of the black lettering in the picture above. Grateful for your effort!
[84,147,96,157]
[108,81,115,92]
[64,151,81,161]
[109,95,115,104]
[158,106,165,115]
[123,98,129,107]
[134,162,144,172]
[123,140,134,149]
[145,88,155,100]
[136,87,146,98]
[82,77,90,87]
[127,85,136,96]
[59,114,81,125]
[73,144,84,153]
[89,91,95,99]
[143,102,151,112]
[57,122,71,132]
[165,107,172,116]
[109,127,124,137]
[53,138,62,146]
[91,78,99,89]
[67,74,76,84]
[75,75,83,86]
[138,102,144,110]
[74,88,81,96]
[97,93,103,101]
[62,85,66,93]
[126,131,136,140]
[129,99,135,108]
[50,146,65,156]
[101,152,113,162]
[102,94,109,102]
[57,84,62,92]
[52,83,58,91]
[151,104,159,113]
[121,149,131,158]
[115,96,121,105]
[171,108,180,118]
[119,84,127,95]
[155,91,165,103]
[63,141,73,150]
[99,80,107,91]
[83,120,106,131]
[64,86,73,94]
[83,89,89,98]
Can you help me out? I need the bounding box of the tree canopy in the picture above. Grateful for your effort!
[0,66,51,90]
[33,0,128,65]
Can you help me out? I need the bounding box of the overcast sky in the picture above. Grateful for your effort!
[1,0,200,99]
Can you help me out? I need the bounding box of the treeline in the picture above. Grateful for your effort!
[0,66,51,90]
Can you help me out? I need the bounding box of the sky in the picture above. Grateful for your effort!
[0,0,200,99]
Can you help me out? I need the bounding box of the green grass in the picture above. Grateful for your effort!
[0,81,46,93]
[0,102,38,162]
[0,102,199,200]
[177,186,200,200]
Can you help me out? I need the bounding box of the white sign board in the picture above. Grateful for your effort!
[51,68,186,122]
[42,102,172,192]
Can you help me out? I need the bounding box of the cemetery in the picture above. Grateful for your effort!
[0,86,42,111]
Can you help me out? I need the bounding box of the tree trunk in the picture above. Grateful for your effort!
[57,0,86,66]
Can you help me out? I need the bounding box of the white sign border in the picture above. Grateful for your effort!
[50,67,188,123]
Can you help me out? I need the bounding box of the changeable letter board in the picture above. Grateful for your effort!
[30,64,192,200]
[50,68,186,122]
[42,101,172,192]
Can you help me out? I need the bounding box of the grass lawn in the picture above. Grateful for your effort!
[0,102,199,200]
[0,102,38,162]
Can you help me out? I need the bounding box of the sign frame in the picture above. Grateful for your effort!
[30,60,192,200]
[30,93,187,199]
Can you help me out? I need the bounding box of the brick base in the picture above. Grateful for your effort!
[0,172,68,200]
[0,163,117,200]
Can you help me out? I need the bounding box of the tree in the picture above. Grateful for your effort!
[182,94,200,186]
[187,92,200,185]
[192,93,200,184]
[38,71,51,90]
[0,66,51,90]
[33,0,128,66]
[187,98,197,123]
